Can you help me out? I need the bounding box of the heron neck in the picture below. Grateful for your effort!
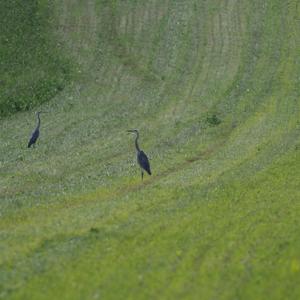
[36,114,41,129]
[135,133,140,152]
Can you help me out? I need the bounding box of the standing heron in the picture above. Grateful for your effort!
[28,111,46,148]
[127,129,151,180]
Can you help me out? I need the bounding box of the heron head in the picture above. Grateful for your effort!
[127,129,139,134]
[36,111,48,115]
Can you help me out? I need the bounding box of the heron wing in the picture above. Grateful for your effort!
[138,151,151,175]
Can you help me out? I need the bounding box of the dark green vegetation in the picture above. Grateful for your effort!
[0,0,71,116]
[0,0,299,299]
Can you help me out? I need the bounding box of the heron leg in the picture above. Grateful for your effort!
[141,170,144,180]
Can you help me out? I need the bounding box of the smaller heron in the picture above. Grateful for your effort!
[28,111,47,148]
[127,129,151,180]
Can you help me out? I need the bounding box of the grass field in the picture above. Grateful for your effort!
[0,0,299,299]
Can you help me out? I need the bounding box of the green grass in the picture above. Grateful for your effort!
[0,0,299,299]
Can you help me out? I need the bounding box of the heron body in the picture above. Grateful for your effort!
[138,150,151,177]
[28,112,42,148]
[28,128,40,148]
[128,129,151,179]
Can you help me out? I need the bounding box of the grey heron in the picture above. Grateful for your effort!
[127,129,151,180]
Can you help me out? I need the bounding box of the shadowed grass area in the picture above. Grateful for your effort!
[0,0,72,116]
[0,0,299,299]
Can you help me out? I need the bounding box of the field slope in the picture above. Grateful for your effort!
[0,0,299,299]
